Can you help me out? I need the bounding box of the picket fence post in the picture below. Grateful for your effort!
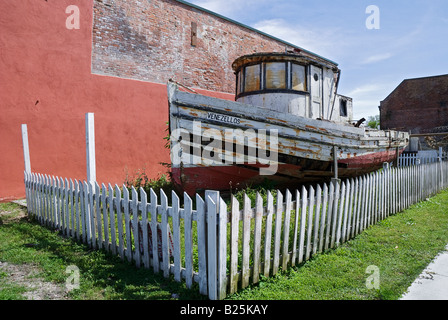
[21,124,31,174]
[253,192,263,283]
[196,194,207,296]
[218,196,228,300]
[85,113,96,184]
[184,192,194,289]
[264,191,274,276]
[205,190,218,300]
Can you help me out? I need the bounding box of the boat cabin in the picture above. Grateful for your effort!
[232,52,353,124]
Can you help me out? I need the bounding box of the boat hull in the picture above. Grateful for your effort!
[172,148,403,195]
[167,82,409,195]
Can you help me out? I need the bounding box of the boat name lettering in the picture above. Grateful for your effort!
[206,112,241,124]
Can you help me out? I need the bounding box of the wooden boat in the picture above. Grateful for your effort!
[168,52,409,195]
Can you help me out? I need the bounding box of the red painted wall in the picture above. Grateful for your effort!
[0,0,233,201]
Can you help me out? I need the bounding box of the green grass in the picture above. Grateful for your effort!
[226,189,448,300]
[1,188,448,300]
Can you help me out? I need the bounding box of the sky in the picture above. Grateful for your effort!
[188,0,448,120]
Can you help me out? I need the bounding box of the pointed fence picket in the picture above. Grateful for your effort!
[24,160,448,300]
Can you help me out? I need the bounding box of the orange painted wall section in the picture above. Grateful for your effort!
[0,0,234,201]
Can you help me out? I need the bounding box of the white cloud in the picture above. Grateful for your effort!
[352,100,381,120]
[189,3,357,61]
[347,85,381,119]
[345,82,400,120]
[346,84,383,97]
[361,53,393,65]
[251,19,345,59]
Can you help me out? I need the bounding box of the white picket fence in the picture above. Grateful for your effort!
[24,160,448,300]
[399,149,447,167]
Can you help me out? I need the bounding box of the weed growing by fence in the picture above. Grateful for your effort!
[124,168,175,200]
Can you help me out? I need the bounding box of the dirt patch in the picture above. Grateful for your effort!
[0,261,71,300]
[0,202,27,225]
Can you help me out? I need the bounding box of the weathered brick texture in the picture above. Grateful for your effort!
[92,0,304,93]
[379,75,448,133]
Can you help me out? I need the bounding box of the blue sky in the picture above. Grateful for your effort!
[188,0,448,120]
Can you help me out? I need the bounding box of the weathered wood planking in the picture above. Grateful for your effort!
[169,83,408,167]
[169,84,404,143]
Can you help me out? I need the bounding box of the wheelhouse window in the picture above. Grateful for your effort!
[243,64,261,92]
[236,70,243,96]
[236,60,308,98]
[265,62,286,89]
[291,63,306,91]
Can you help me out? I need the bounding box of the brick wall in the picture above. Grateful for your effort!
[380,75,448,133]
[92,0,307,93]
